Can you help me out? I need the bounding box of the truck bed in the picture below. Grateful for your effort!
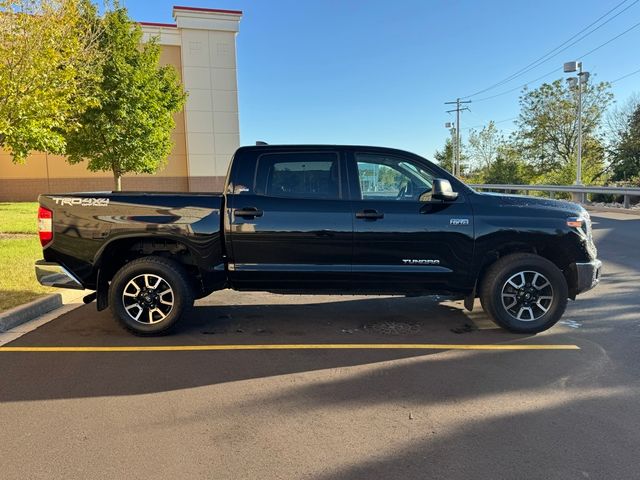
[38,191,225,290]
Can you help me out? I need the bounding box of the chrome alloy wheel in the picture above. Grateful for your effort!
[122,274,174,324]
[500,270,554,322]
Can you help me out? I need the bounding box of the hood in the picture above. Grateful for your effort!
[475,191,586,216]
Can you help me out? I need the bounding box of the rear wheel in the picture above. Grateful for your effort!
[109,256,193,336]
[479,253,568,334]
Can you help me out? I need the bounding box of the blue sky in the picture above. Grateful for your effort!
[124,0,640,159]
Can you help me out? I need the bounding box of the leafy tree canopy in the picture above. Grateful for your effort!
[0,0,102,161]
[64,7,186,190]
[482,141,532,185]
[467,121,503,172]
[515,78,612,179]
[609,101,640,182]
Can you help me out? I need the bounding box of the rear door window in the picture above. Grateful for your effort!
[255,152,341,200]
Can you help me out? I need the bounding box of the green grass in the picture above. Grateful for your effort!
[0,202,39,234]
[0,236,53,311]
[0,202,51,311]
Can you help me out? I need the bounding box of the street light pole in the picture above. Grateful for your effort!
[564,61,589,186]
[576,62,583,185]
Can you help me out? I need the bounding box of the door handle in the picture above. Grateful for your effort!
[356,209,384,220]
[235,207,263,218]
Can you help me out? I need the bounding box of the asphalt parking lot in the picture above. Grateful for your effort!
[1,211,639,479]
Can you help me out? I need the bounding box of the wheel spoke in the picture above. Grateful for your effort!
[502,293,517,309]
[517,307,534,321]
[535,301,549,313]
[532,272,540,288]
[533,274,550,290]
[508,272,525,289]
[124,281,140,297]
[125,303,143,321]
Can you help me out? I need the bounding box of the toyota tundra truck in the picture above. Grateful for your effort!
[35,144,601,335]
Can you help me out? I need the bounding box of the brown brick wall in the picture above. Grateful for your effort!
[0,176,226,201]
[188,176,226,193]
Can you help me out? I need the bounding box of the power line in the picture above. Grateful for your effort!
[471,19,640,104]
[473,68,558,103]
[463,0,638,99]
[580,19,640,57]
[462,117,518,131]
[612,67,640,83]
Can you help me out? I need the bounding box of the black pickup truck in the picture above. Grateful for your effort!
[36,144,601,335]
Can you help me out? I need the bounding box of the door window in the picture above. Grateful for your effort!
[255,152,340,200]
[355,153,433,201]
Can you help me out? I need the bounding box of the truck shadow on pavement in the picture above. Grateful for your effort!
[0,295,539,403]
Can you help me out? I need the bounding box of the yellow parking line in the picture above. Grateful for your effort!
[0,343,580,352]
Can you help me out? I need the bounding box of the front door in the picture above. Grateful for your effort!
[227,149,353,291]
[348,151,474,294]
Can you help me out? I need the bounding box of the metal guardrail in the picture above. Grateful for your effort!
[469,184,640,208]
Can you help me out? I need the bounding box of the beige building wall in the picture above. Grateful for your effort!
[0,6,241,201]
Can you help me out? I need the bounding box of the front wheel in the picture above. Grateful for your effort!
[109,256,194,336]
[479,253,568,334]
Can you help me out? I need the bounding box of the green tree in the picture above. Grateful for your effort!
[0,0,102,161]
[608,100,640,182]
[433,138,454,173]
[515,79,612,183]
[481,139,532,185]
[467,121,503,172]
[64,7,186,190]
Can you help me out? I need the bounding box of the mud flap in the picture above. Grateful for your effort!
[464,283,476,312]
[96,268,109,311]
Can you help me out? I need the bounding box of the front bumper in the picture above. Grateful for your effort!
[573,259,602,295]
[35,261,84,290]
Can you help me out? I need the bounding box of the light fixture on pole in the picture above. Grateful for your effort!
[444,122,456,175]
[563,61,590,186]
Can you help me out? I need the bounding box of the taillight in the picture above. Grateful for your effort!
[37,206,53,247]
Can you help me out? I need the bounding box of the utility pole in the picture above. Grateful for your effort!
[445,98,471,177]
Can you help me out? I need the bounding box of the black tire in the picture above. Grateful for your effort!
[479,253,568,334]
[109,256,194,336]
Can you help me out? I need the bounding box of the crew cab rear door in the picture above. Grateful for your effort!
[347,150,474,293]
[225,148,352,290]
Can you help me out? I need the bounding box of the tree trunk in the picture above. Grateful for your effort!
[113,172,122,191]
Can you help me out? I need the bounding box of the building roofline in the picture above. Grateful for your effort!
[139,21,178,28]
[173,6,243,15]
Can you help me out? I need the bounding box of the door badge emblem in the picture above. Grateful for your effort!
[450,218,470,226]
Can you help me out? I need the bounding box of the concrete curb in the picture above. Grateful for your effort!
[0,294,63,332]
[585,206,640,216]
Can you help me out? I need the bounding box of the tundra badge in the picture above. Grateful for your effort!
[402,259,440,265]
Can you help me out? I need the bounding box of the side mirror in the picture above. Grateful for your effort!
[431,178,458,201]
